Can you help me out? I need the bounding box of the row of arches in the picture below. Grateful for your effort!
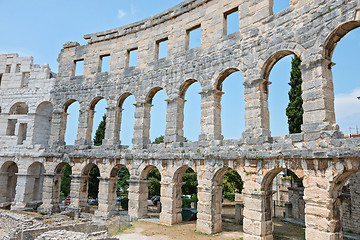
[2,158,358,239]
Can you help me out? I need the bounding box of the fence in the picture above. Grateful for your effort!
[108,212,131,235]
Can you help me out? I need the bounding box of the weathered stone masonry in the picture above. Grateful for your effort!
[1,0,360,239]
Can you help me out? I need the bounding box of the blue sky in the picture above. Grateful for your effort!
[0,1,358,145]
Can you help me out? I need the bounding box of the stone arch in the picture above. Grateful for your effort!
[82,162,98,176]
[140,165,157,180]
[27,162,45,202]
[63,99,80,145]
[109,163,127,178]
[64,99,78,112]
[261,50,300,82]
[54,161,72,175]
[179,79,199,99]
[145,86,164,104]
[118,92,134,108]
[318,19,360,60]
[0,161,18,204]
[330,169,359,199]
[33,101,53,145]
[261,166,304,191]
[9,102,28,115]
[116,92,136,146]
[215,68,242,91]
[90,96,105,110]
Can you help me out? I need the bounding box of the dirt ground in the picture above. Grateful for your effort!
[113,218,307,240]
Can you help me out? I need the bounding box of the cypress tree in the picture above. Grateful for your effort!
[93,114,106,146]
[286,55,303,134]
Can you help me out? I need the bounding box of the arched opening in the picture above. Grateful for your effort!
[327,22,360,136]
[33,101,53,145]
[54,162,72,208]
[138,165,162,219]
[261,168,305,239]
[147,87,167,143]
[329,170,360,235]
[0,161,18,207]
[64,100,80,145]
[207,167,243,234]
[118,93,135,147]
[81,163,100,212]
[168,165,198,225]
[216,69,245,139]
[272,1,290,14]
[9,102,28,115]
[264,51,300,137]
[27,162,45,203]
[180,80,202,141]
[90,98,107,145]
[109,165,130,212]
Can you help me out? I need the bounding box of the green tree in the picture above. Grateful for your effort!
[222,169,243,193]
[286,55,303,134]
[93,114,106,146]
[182,168,198,196]
[152,135,164,144]
[148,168,161,198]
[60,164,72,197]
[117,166,130,196]
[88,166,100,199]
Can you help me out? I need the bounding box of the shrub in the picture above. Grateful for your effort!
[224,192,235,201]
[182,196,198,208]
[121,196,129,210]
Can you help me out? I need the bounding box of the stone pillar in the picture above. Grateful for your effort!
[11,173,34,210]
[159,182,184,225]
[128,180,151,219]
[198,90,223,141]
[38,174,62,214]
[132,102,151,149]
[164,98,186,143]
[242,78,271,139]
[196,184,223,234]
[75,107,93,145]
[242,191,273,240]
[103,107,121,146]
[95,177,118,218]
[300,58,342,140]
[68,175,89,212]
[303,194,343,239]
[49,110,67,146]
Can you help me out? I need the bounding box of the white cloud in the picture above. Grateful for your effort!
[117,9,127,19]
[335,87,360,120]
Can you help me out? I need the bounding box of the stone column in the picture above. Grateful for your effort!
[103,107,121,146]
[159,182,184,225]
[300,58,342,140]
[164,98,186,143]
[95,177,118,218]
[75,107,93,145]
[132,102,152,149]
[196,184,223,234]
[11,173,34,210]
[242,78,271,139]
[242,191,274,240]
[128,180,151,219]
[303,191,342,239]
[49,110,67,146]
[68,175,89,212]
[198,89,223,141]
[38,174,62,214]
